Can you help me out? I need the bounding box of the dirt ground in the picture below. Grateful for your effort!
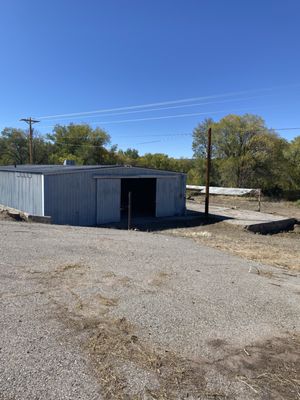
[166,195,300,271]
[2,196,300,272]
[1,220,300,399]
[188,193,300,219]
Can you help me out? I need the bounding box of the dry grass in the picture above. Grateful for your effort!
[220,334,300,400]
[30,260,300,399]
[63,310,300,400]
[169,224,300,271]
[55,263,83,273]
[87,317,215,400]
[148,272,170,287]
[179,196,300,271]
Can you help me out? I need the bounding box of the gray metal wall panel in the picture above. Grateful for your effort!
[44,171,97,226]
[181,174,187,214]
[156,178,176,217]
[0,171,43,215]
[96,179,121,224]
[156,176,185,217]
[43,168,186,226]
[174,174,186,215]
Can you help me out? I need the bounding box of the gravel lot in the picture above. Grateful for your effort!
[0,220,299,399]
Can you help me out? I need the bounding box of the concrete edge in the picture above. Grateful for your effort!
[245,218,297,234]
[0,204,52,224]
[24,214,52,224]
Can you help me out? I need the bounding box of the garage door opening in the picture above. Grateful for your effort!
[121,178,156,218]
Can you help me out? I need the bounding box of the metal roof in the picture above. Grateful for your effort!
[0,164,119,175]
[0,164,185,176]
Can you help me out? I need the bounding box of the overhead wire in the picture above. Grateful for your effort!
[0,93,273,127]
[36,83,300,120]
[38,104,281,129]
[35,94,273,123]
[2,83,300,151]
[45,126,300,149]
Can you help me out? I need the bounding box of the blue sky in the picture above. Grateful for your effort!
[1,0,300,157]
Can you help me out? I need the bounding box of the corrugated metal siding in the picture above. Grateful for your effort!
[0,171,43,215]
[179,174,186,214]
[156,176,186,217]
[44,171,97,226]
[44,167,186,225]
[96,179,121,224]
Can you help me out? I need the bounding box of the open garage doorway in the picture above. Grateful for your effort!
[121,178,156,218]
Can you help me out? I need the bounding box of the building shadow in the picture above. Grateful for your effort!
[102,210,233,232]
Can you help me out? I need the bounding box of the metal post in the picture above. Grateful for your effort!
[20,117,40,164]
[258,189,261,212]
[204,127,212,215]
[128,191,132,230]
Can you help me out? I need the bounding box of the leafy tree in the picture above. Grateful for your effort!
[192,114,289,189]
[1,118,298,193]
[116,148,140,165]
[285,136,300,188]
[123,148,139,160]
[0,128,29,165]
[136,153,174,170]
[47,124,111,165]
[192,118,219,185]
[32,135,54,164]
[192,118,215,158]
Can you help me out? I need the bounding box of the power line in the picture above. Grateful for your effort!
[39,104,280,129]
[36,83,300,120]
[137,137,187,145]
[43,125,300,149]
[45,133,190,148]
[0,93,272,128]
[34,94,273,123]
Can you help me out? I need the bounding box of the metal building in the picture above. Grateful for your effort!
[0,165,186,225]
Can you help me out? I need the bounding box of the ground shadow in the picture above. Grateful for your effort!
[101,210,233,232]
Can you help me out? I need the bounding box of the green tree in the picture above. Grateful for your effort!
[48,124,111,165]
[0,128,29,165]
[32,135,54,164]
[285,136,300,189]
[116,148,140,165]
[192,118,219,185]
[136,153,177,170]
[192,114,288,189]
[192,118,215,158]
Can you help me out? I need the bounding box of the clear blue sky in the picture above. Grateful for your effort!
[1,0,300,157]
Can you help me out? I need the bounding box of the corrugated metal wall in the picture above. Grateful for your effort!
[0,166,185,225]
[43,167,186,226]
[0,171,43,215]
[96,179,121,224]
[156,175,186,217]
[44,171,97,226]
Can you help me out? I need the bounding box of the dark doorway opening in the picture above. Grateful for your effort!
[121,178,156,218]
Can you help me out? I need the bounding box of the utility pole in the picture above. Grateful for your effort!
[204,127,212,215]
[20,117,40,164]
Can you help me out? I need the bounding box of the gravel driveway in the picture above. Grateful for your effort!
[0,220,299,399]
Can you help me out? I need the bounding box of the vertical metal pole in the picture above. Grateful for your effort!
[128,191,132,230]
[29,118,33,164]
[258,189,261,212]
[205,127,212,215]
